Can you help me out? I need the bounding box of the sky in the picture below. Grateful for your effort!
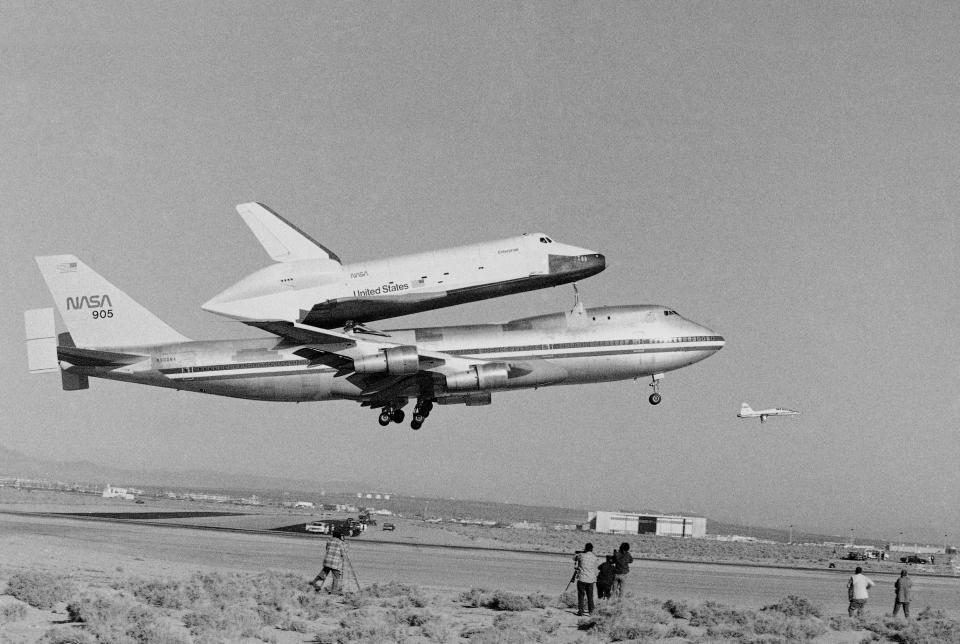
[2,2,957,544]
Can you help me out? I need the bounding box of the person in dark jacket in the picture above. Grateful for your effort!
[893,569,912,618]
[596,555,617,599]
[613,542,634,598]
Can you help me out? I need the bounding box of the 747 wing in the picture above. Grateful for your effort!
[254,321,566,429]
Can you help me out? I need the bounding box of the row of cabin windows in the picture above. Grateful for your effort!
[163,336,722,374]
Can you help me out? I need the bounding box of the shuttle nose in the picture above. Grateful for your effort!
[201,290,238,318]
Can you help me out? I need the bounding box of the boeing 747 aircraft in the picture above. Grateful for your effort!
[202,203,606,329]
[28,255,723,430]
[737,403,800,423]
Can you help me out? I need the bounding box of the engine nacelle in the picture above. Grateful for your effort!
[444,363,509,391]
[353,345,420,375]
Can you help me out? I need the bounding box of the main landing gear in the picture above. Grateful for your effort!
[648,373,664,405]
[377,405,405,426]
[410,399,434,430]
[377,399,434,429]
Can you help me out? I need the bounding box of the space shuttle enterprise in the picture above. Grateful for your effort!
[202,203,606,330]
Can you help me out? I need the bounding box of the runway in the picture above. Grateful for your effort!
[3,511,958,617]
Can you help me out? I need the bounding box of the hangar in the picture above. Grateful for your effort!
[588,511,706,538]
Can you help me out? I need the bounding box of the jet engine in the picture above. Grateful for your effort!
[444,363,509,391]
[353,345,420,375]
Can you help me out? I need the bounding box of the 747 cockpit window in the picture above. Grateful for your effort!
[539,236,553,243]
[664,310,678,316]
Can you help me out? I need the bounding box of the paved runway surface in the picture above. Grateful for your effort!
[4,512,959,617]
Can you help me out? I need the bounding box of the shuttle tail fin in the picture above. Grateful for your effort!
[35,255,189,348]
[236,202,342,264]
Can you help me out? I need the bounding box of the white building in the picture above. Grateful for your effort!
[102,485,134,500]
[588,511,706,538]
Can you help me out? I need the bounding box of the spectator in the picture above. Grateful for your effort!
[893,569,912,618]
[310,530,345,593]
[573,543,599,616]
[613,542,634,598]
[596,555,617,599]
[847,566,874,618]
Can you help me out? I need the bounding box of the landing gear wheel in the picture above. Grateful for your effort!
[649,393,662,405]
[378,413,391,426]
[391,409,405,424]
[410,419,422,430]
[421,401,433,416]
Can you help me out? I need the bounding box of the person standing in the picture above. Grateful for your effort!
[613,542,634,598]
[847,566,874,617]
[893,569,912,618]
[596,555,617,600]
[311,530,345,593]
[573,542,599,616]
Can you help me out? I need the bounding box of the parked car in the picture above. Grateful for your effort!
[305,522,331,534]
[844,551,868,561]
[900,555,929,564]
[382,522,396,531]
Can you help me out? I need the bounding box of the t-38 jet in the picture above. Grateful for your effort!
[737,403,800,423]
[202,203,606,330]
[28,255,723,430]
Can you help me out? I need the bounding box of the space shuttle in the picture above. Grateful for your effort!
[202,203,606,329]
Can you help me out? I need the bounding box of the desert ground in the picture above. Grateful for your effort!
[1,489,958,643]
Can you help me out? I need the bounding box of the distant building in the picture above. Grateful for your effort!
[102,485,134,500]
[293,501,314,508]
[510,521,544,530]
[588,511,706,538]
[887,543,950,555]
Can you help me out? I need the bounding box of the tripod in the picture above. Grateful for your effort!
[341,540,363,593]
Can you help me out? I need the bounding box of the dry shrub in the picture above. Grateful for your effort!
[183,603,263,639]
[66,591,189,644]
[578,596,672,638]
[36,626,98,644]
[853,609,960,644]
[688,599,751,627]
[483,590,533,611]
[751,611,827,640]
[1,601,28,622]
[662,597,693,619]
[761,594,823,618]
[6,571,76,609]
[558,588,577,608]
[459,587,491,607]
[391,607,435,626]
[315,609,400,643]
[467,613,556,643]
[126,578,197,609]
[459,588,544,611]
